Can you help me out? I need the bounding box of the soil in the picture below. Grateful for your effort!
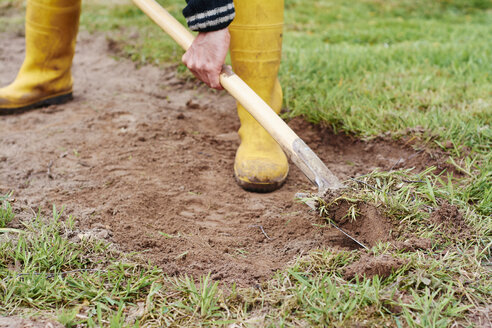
[468,305,492,328]
[344,253,406,280]
[430,201,469,236]
[392,237,432,252]
[322,200,395,248]
[0,316,63,328]
[0,32,449,285]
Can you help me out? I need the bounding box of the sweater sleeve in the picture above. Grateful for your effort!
[182,0,235,32]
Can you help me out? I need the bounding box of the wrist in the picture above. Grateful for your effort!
[183,0,235,32]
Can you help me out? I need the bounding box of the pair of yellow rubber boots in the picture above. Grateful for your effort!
[0,0,289,192]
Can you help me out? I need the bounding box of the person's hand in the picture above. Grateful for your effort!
[182,28,230,90]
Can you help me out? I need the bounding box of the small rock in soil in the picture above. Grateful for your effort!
[186,99,201,109]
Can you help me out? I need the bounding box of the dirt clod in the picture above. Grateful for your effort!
[392,237,432,252]
[344,254,406,280]
[430,201,469,235]
[323,200,394,248]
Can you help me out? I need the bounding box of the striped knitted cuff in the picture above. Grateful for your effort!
[182,0,235,32]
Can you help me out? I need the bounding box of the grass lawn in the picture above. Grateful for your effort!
[1,0,491,326]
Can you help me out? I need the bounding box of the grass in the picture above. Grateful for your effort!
[0,193,14,229]
[1,0,491,326]
[0,192,489,326]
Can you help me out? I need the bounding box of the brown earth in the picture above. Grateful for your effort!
[323,199,434,251]
[430,200,469,235]
[322,200,395,248]
[0,32,448,286]
[343,253,406,280]
[0,316,63,328]
[391,237,432,252]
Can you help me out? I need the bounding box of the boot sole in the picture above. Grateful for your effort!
[235,175,287,193]
[0,92,73,115]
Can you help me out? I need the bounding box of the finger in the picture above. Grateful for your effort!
[208,72,223,90]
[213,67,225,90]
[211,76,223,90]
[189,70,203,83]
[192,69,214,88]
[182,50,191,66]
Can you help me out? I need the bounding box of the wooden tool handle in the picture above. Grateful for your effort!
[132,0,343,191]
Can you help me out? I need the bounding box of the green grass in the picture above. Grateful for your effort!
[79,0,191,66]
[1,0,491,326]
[281,1,492,162]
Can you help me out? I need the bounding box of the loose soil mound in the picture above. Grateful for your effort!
[323,199,433,251]
[323,200,395,248]
[344,254,406,280]
[430,201,469,235]
[392,237,432,252]
[0,32,447,285]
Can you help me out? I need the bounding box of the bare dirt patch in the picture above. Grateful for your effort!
[0,32,448,285]
[0,316,63,328]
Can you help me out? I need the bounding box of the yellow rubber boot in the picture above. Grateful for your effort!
[230,0,288,192]
[0,0,81,114]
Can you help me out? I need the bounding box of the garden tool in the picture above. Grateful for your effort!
[132,0,368,249]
